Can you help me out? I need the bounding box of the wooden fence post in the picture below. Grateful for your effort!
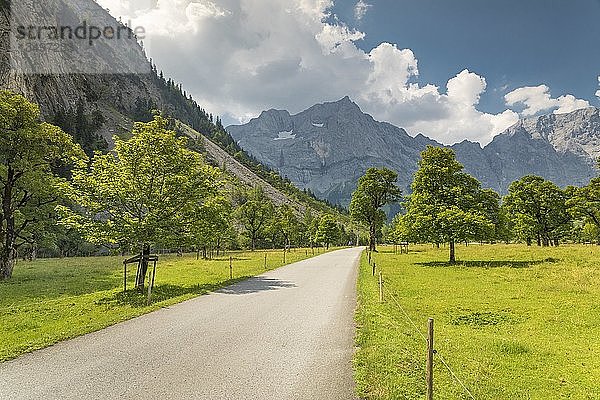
[229,256,233,279]
[264,253,267,270]
[146,269,153,305]
[123,262,127,292]
[426,318,434,400]
[372,262,376,276]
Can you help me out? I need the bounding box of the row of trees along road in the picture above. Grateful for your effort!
[0,92,353,281]
[351,146,600,263]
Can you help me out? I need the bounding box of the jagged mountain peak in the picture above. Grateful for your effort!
[228,100,600,205]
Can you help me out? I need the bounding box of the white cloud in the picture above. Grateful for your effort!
[96,0,584,146]
[316,24,365,54]
[505,85,590,116]
[596,76,600,99]
[354,0,372,21]
[446,69,486,106]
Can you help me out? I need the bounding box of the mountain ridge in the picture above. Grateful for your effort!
[227,97,598,205]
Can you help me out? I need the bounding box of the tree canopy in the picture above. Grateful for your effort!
[316,214,339,249]
[235,186,274,250]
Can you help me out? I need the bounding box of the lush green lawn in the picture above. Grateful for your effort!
[354,244,600,400]
[0,247,331,362]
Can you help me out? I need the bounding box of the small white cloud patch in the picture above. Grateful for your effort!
[596,76,600,99]
[505,85,590,116]
[354,0,372,21]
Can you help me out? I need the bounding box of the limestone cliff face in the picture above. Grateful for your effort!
[228,97,432,205]
[0,0,304,211]
[228,99,600,205]
[0,0,169,146]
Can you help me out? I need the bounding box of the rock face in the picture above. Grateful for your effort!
[0,0,157,146]
[228,97,434,205]
[228,99,600,205]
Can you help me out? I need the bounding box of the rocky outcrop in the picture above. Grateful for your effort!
[228,99,600,205]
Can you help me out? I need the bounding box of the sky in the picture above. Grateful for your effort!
[96,0,600,145]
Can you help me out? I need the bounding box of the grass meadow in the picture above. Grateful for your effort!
[354,244,600,399]
[0,247,331,362]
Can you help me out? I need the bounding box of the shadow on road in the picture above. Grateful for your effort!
[217,277,297,295]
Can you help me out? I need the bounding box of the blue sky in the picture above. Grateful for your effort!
[333,0,600,114]
[101,0,600,144]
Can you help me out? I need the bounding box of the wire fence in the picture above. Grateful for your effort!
[369,249,476,399]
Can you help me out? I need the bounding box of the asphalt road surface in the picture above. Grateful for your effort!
[0,247,362,400]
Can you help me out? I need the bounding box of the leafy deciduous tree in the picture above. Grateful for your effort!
[402,146,495,263]
[58,115,222,288]
[235,186,274,250]
[316,214,339,249]
[350,167,402,252]
[503,175,570,247]
[566,178,600,245]
[0,91,84,280]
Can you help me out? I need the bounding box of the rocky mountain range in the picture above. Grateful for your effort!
[227,98,599,205]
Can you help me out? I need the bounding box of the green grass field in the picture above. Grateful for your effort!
[0,247,331,362]
[354,244,600,400]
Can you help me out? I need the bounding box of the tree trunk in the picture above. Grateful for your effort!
[542,236,549,247]
[369,223,377,252]
[29,243,37,261]
[0,247,16,280]
[0,167,17,280]
[449,240,456,263]
[526,237,532,246]
[135,244,151,290]
[536,235,541,246]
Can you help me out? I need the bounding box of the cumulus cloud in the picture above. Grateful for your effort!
[377,69,519,145]
[97,0,585,145]
[505,85,590,116]
[596,76,600,99]
[354,0,372,21]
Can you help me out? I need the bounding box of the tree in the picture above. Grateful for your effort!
[503,175,570,246]
[58,115,222,288]
[349,167,402,252]
[316,215,339,249]
[402,146,495,263]
[0,92,84,280]
[187,195,232,259]
[278,204,298,250]
[566,178,600,244]
[235,187,274,250]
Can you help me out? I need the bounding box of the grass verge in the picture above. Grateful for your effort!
[0,247,332,362]
[354,244,600,399]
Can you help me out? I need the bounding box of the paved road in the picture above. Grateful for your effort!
[0,247,362,400]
